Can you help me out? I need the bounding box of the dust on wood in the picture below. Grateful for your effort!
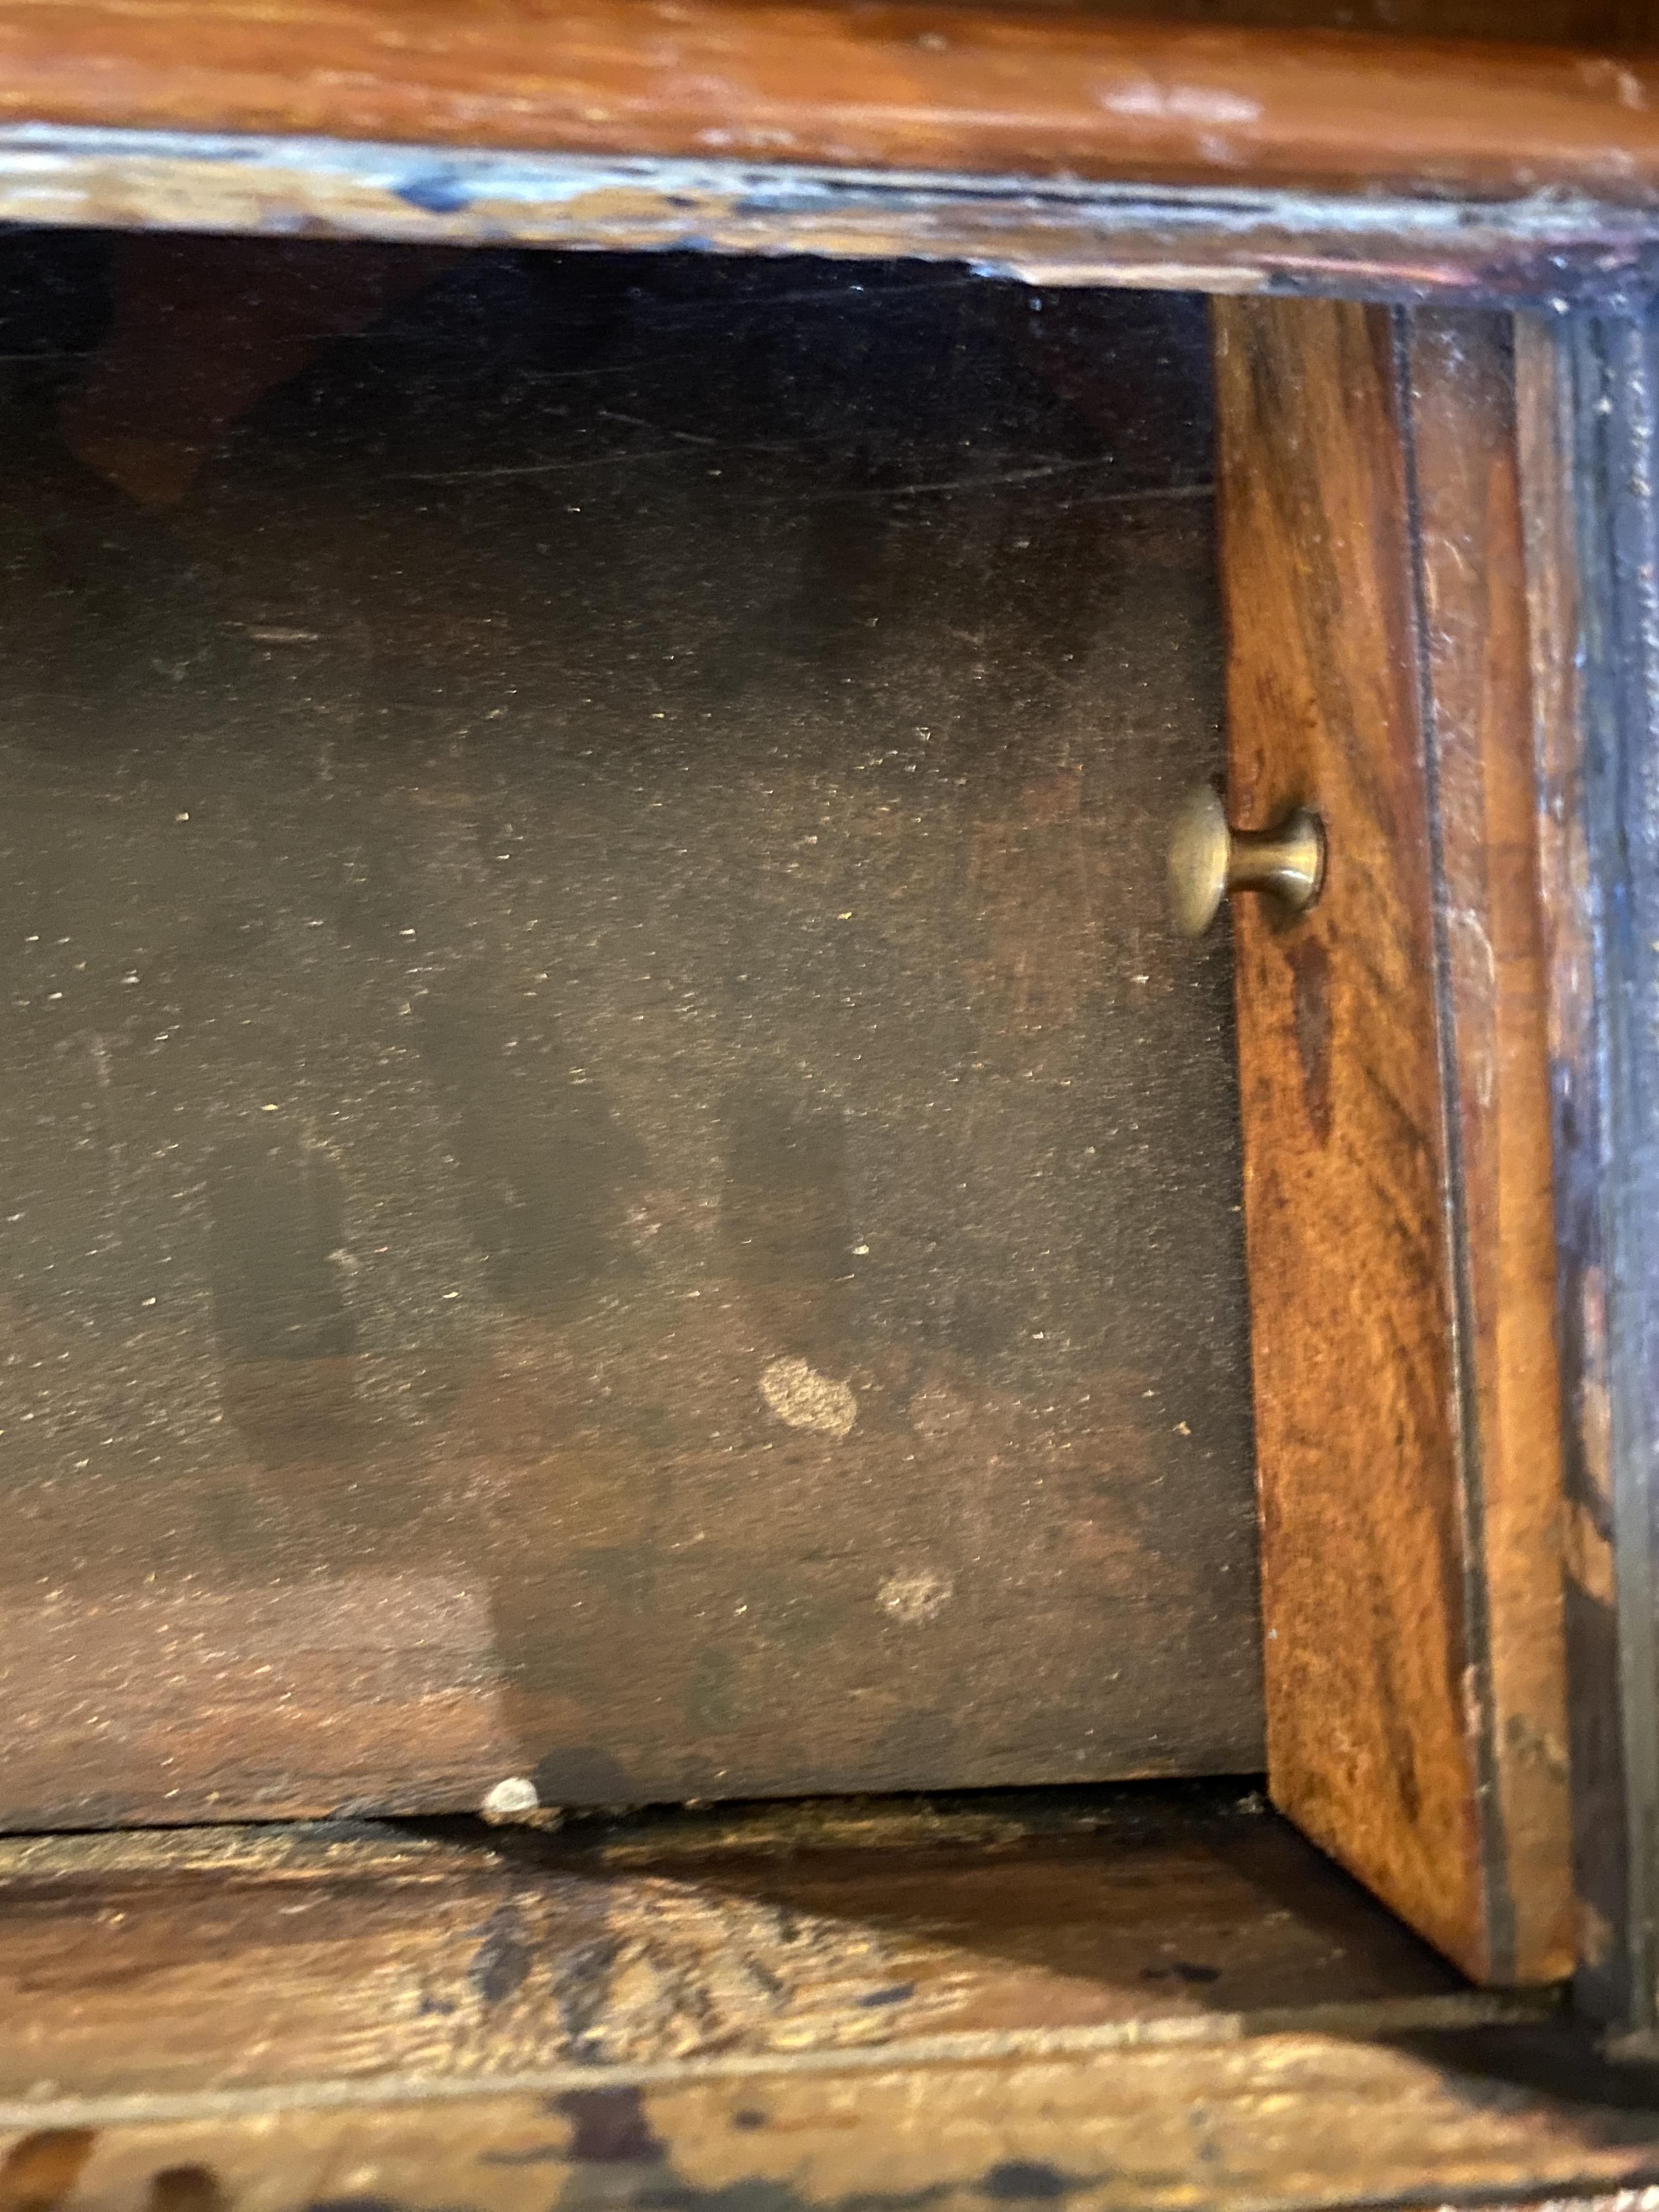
[0,238,1260,1825]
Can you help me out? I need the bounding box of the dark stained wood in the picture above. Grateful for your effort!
[1114,0,1651,29]
[1517,308,1659,2040]
[1048,2,1654,31]
[0,239,1261,1827]
[0,3,1658,207]
[1515,310,1623,2027]
[1214,296,1571,1983]
[1407,311,1575,1987]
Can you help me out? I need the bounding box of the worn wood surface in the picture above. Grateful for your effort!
[1517,309,1659,2039]
[0,1791,1483,2101]
[7,1792,1650,2212]
[0,236,1261,1827]
[1,2,1659,210]
[1214,296,1570,1983]
[1515,310,1629,2028]
[1216,295,1471,1971]
[0,1778,1644,2212]
[5,2045,1659,2212]
[1407,312,1575,1985]
[0,1781,1632,2212]
[9,138,1659,312]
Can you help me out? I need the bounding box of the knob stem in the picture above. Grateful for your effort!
[1168,785,1324,938]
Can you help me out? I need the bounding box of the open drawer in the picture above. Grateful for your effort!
[0,228,1585,2001]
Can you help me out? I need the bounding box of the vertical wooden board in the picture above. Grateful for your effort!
[1214,295,1478,1970]
[1517,307,1659,2034]
[1216,296,1571,1980]
[1214,296,1573,1980]
[1515,309,1627,2017]
[1408,312,1573,1984]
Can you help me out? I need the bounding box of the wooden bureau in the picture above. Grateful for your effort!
[3,5,1659,2204]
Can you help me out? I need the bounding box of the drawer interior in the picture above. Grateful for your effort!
[0,232,1258,1827]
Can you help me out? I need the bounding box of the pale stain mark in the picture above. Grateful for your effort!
[759,1358,856,1439]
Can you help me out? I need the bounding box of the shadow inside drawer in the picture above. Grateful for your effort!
[0,235,1256,1825]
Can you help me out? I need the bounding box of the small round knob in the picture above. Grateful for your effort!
[1167,785,1324,938]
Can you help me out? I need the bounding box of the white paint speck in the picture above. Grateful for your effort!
[1098,79,1261,125]
[759,1357,857,1438]
[878,1569,954,1626]
[1581,56,1650,110]
[481,1775,540,1822]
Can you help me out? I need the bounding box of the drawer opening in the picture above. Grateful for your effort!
[0,230,1261,1832]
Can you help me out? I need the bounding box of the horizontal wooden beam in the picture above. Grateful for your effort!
[3,127,1659,303]
[0,4,1657,205]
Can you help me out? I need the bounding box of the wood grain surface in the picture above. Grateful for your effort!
[7,2037,1659,2212]
[0,1792,1475,2100]
[1408,312,1574,1987]
[0,1799,1638,2212]
[1214,297,1570,1983]
[0,2,1657,206]
[0,238,1261,1827]
[1,1798,1649,2211]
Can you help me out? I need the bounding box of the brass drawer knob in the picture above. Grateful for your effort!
[1167,785,1325,938]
